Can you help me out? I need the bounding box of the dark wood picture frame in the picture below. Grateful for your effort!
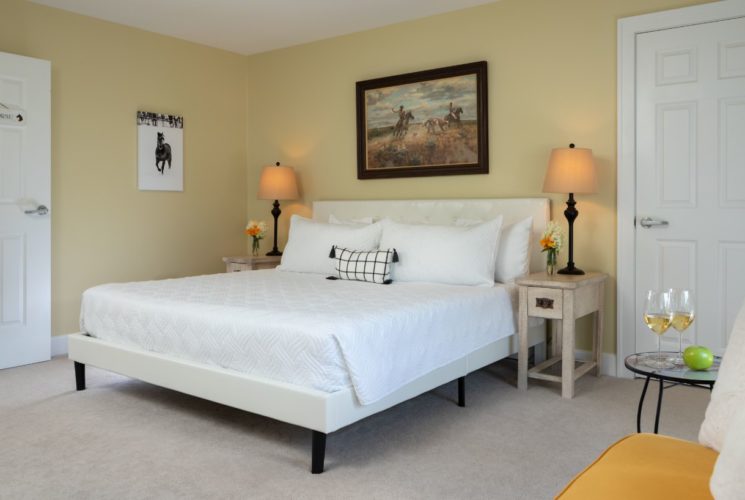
[356,61,488,180]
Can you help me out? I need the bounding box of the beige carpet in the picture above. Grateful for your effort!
[0,357,710,499]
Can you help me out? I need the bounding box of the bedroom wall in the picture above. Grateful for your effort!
[244,0,709,354]
[1,0,248,335]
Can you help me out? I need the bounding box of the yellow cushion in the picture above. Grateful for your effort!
[556,434,718,500]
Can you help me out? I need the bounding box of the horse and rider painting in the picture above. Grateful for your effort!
[356,61,488,179]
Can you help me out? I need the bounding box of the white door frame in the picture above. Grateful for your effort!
[617,0,745,376]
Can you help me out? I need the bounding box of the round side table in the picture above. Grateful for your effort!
[624,352,720,434]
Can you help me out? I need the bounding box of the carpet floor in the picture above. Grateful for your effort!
[0,357,710,499]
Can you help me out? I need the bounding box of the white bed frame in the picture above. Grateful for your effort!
[68,197,549,473]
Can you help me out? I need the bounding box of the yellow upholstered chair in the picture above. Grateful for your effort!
[558,300,745,500]
[556,434,718,499]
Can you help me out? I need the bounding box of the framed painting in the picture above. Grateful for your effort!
[137,111,184,191]
[356,61,488,180]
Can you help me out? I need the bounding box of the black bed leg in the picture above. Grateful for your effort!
[458,376,466,407]
[74,361,86,391]
[311,431,326,474]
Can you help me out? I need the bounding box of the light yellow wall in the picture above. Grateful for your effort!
[245,0,709,352]
[2,0,248,335]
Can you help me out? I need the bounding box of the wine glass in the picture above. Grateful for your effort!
[643,290,674,369]
[669,289,695,366]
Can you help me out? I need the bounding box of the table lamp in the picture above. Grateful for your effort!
[258,162,299,256]
[542,143,598,275]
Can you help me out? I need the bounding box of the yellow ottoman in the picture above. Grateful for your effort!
[556,434,718,499]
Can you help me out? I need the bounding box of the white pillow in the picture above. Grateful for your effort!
[699,298,745,452]
[495,216,533,283]
[456,216,533,283]
[710,402,745,499]
[378,217,503,286]
[278,215,382,275]
[328,214,374,225]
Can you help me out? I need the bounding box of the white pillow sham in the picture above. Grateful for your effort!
[278,215,382,275]
[494,216,533,283]
[456,216,533,283]
[378,217,503,286]
[699,298,745,452]
[710,402,745,499]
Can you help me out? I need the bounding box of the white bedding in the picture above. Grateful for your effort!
[80,270,520,405]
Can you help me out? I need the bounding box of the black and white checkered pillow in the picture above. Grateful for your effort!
[328,246,397,284]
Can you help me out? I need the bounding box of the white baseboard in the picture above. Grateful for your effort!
[51,335,68,357]
[575,349,617,377]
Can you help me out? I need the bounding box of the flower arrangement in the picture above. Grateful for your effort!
[540,221,564,275]
[245,220,267,256]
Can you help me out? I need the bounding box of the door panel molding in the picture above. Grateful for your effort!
[617,0,745,377]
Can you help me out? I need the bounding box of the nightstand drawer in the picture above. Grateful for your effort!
[223,255,281,272]
[527,287,563,319]
[226,262,253,272]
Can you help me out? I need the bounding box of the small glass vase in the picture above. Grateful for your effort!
[546,250,557,276]
[251,237,260,257]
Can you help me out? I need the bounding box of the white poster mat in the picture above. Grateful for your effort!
[137,112,183,191]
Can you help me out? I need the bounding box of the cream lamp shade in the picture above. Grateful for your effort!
[258,162,299,201]
[542,145,598,194]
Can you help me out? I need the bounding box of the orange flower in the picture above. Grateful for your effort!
[540,236,556,249]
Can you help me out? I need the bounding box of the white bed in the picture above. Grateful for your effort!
[68,198,549,473]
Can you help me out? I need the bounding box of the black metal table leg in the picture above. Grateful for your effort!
[654,376,664,434]
[636,375,650,433]
[458,376,465,407]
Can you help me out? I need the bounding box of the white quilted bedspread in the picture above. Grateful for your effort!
[80,270,517,405]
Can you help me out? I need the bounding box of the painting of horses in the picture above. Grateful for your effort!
[137,110,184,191]
[356,61,488,179]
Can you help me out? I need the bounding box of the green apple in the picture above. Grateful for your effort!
[683,345,714,370]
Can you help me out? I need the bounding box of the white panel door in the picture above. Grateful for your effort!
[635,17,745,356]
[0,52,51,369]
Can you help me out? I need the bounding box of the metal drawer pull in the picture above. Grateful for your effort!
[536,298,554,309]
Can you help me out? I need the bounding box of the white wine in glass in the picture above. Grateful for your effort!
[643,290,674,369]
[669,289,695,366]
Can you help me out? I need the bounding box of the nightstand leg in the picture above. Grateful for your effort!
[551,319,563,358]
[592,284,605,376]
[517,286,528,391]
[561,291,575,399]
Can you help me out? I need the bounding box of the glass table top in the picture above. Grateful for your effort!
[625,352,720,384]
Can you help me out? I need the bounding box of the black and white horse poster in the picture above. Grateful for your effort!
[137,111,183,191]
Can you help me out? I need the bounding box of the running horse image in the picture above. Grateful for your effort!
[155,132,172,174]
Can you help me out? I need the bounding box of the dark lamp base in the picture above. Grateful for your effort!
[266,250,282,256]
[558,266,585,275]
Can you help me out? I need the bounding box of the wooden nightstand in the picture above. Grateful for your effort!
[222,255,281,272]
[516,271,607,399]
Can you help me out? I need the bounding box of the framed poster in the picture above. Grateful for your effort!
[356,61,488,180]
[137,111,183,191]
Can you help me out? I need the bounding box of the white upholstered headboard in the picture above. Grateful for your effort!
[312,198,550,273]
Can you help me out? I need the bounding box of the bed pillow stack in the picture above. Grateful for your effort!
[278,213,533,286]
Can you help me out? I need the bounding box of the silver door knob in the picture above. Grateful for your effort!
[639,217,668,228]
[24,205,49,216]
